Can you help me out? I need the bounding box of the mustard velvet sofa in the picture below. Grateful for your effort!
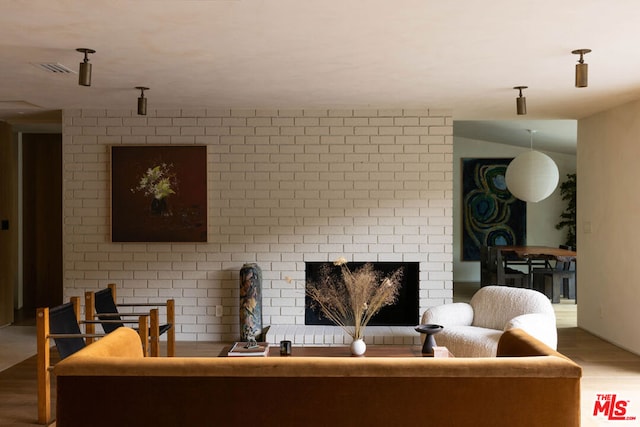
[54,327,581,427]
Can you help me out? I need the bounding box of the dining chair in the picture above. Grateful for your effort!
[481,246,528,288]
[559,245,577,301]
[480,245,497,287]
[532,247,576,303]
[494,247,529,288]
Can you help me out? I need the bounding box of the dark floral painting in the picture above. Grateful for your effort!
[462,158,526,261]
[111,145,207,242]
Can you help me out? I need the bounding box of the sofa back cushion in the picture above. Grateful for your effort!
[470,286,555,330]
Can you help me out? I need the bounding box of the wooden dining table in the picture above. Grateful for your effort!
[498,245,577,264]
[497,245,577,300]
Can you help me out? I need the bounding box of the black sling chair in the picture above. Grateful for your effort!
[37,297,149,424]
[86,283,175,357]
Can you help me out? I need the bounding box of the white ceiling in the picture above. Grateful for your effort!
[2,0,639,151]
[455,120,577,154]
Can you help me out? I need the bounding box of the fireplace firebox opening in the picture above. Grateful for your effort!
[304,261,420,326]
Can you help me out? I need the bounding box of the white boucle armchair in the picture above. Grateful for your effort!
[421,285,557,357]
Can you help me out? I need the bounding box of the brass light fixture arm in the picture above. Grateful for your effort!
[572,48,592,64]
[76,48,96,63]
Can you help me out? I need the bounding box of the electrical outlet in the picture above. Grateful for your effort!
[215,305,223,317]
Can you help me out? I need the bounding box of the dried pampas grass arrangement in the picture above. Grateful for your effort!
[305,257,403,340]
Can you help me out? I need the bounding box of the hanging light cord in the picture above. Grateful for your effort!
[527,129,537,151]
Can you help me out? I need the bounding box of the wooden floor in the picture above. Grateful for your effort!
[1,283,640,426]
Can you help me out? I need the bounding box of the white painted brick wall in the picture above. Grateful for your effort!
[63,108,453,342]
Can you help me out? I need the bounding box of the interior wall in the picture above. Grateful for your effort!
[0,122,18,326]
[63,107,454,342]
[453,136,577,282]
[578,99,640,355]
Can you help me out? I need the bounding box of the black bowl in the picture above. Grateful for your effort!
[415,324,444,334]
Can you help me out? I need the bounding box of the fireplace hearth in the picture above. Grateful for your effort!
[304,261,420,327]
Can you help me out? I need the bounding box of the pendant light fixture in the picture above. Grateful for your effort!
[136,86,149,115]
[572,49,591,88]
[505,130,559,203]
[76,48,96,86]
[513,86,527,115]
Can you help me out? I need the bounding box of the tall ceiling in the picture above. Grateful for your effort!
[2,1,639,151]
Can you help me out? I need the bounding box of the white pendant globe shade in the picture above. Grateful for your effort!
[505,151,559,203]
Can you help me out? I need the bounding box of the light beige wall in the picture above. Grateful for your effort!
[578,100,640,354]
[453,136,576,282]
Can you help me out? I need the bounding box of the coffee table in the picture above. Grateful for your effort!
[220,344,428,357]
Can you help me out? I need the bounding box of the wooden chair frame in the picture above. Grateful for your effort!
[85,283,175,357]
[37,297,148,425]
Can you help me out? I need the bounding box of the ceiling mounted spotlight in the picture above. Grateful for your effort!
[76,48,96,86]
[572,49,591,88]
[136,86,149,115]
[513,86,528,115]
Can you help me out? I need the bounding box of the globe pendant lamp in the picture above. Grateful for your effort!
[505,130,559,203]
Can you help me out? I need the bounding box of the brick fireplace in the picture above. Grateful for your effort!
[62,107,454,342]
[269,259,431,346]
[268,261,423,346]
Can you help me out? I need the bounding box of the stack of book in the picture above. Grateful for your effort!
[227,342,269,357]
